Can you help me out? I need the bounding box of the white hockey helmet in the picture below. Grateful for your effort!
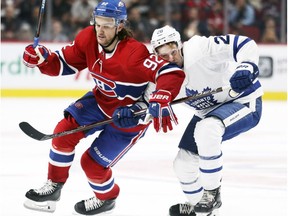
[151,25,182,53]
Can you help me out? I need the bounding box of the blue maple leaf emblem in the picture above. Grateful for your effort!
[185,87,218,109]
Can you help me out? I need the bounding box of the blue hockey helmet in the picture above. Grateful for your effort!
[93,0,127,25]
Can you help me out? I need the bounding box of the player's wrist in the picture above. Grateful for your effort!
[149,89,172,104]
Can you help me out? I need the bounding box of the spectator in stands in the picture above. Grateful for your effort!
[228,0,256,27]
[207,0,224,35]
[17,0,40,29]
[146,10,160,33]
[147,0,166,26]
[258,0,281,39]
[260,15,279,43]
[52,0,72,21]
[52,0,73,34]
[182,7,210,41]
[184,0,211,21]
[42,19,70,42]
[1,0,286,44]
[127,5,156,42]
[52,19,70,42]
[168,1,184,35]
[249,0,262,11]
[17,22,34,41]
[1,3,21,41]
[70,0,97,30]
[260,0,281,21]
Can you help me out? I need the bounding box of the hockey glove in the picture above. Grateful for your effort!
[112,103,146,128]
[229,61,259,93]
[148,90,178,133]
[23,44,50,68]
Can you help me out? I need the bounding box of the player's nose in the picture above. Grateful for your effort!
[168,54,175,62]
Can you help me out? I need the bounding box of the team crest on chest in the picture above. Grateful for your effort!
[90,72,117,97]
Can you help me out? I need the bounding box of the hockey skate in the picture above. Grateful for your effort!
[74,196,116,215]
[169,202,196,216]
[194,187,221,216]
[23,179,64,213]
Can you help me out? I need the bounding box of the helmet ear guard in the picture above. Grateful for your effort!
[151,25,182,54]
[91,0,127,26]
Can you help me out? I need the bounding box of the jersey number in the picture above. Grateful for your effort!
[143,55,163,71]
[214,35,230,44]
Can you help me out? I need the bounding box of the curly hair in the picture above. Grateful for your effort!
[118,21,134,40]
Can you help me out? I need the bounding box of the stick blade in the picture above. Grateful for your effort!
[19,122,49,141]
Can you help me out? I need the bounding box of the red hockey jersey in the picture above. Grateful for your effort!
[38,26,185,117]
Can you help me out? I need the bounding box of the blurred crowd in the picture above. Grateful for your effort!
[1,0,286,44]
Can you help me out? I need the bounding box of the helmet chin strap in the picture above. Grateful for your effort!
[179,48,184,68]
[180,48,184,58]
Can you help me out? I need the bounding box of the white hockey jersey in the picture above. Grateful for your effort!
[179,34,263,117]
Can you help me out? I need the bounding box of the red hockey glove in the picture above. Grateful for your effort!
[148,90,178,133]
[23,44,50,68]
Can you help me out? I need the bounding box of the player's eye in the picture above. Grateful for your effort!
[159,54,169,60]
[171,49,178,56]
[95,22,115,29]
[159,49,178,60]
[103,24,115,29]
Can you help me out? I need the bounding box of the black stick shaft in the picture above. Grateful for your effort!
[33,0,47,47]
[19,85,232,141]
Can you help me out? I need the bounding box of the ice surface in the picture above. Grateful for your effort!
[0,98,287,216]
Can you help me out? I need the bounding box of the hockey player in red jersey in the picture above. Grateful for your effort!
[22,0,185,215]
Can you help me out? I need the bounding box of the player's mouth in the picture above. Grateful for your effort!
[97,34,105,39]
[97,35,106,43]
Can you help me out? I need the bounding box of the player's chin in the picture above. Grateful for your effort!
[175,60,183,67]
[97,37,106,45]
[169,60,180,67]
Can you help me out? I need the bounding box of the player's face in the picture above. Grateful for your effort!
[94,16,122,49]
[156,43,183,67]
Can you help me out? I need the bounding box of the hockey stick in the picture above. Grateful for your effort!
[19,85,235,141]
[33,0,47,47]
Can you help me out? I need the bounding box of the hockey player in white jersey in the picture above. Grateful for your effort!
[151,26,263,216]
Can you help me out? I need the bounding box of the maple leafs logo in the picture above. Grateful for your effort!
[185,87,218,110]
